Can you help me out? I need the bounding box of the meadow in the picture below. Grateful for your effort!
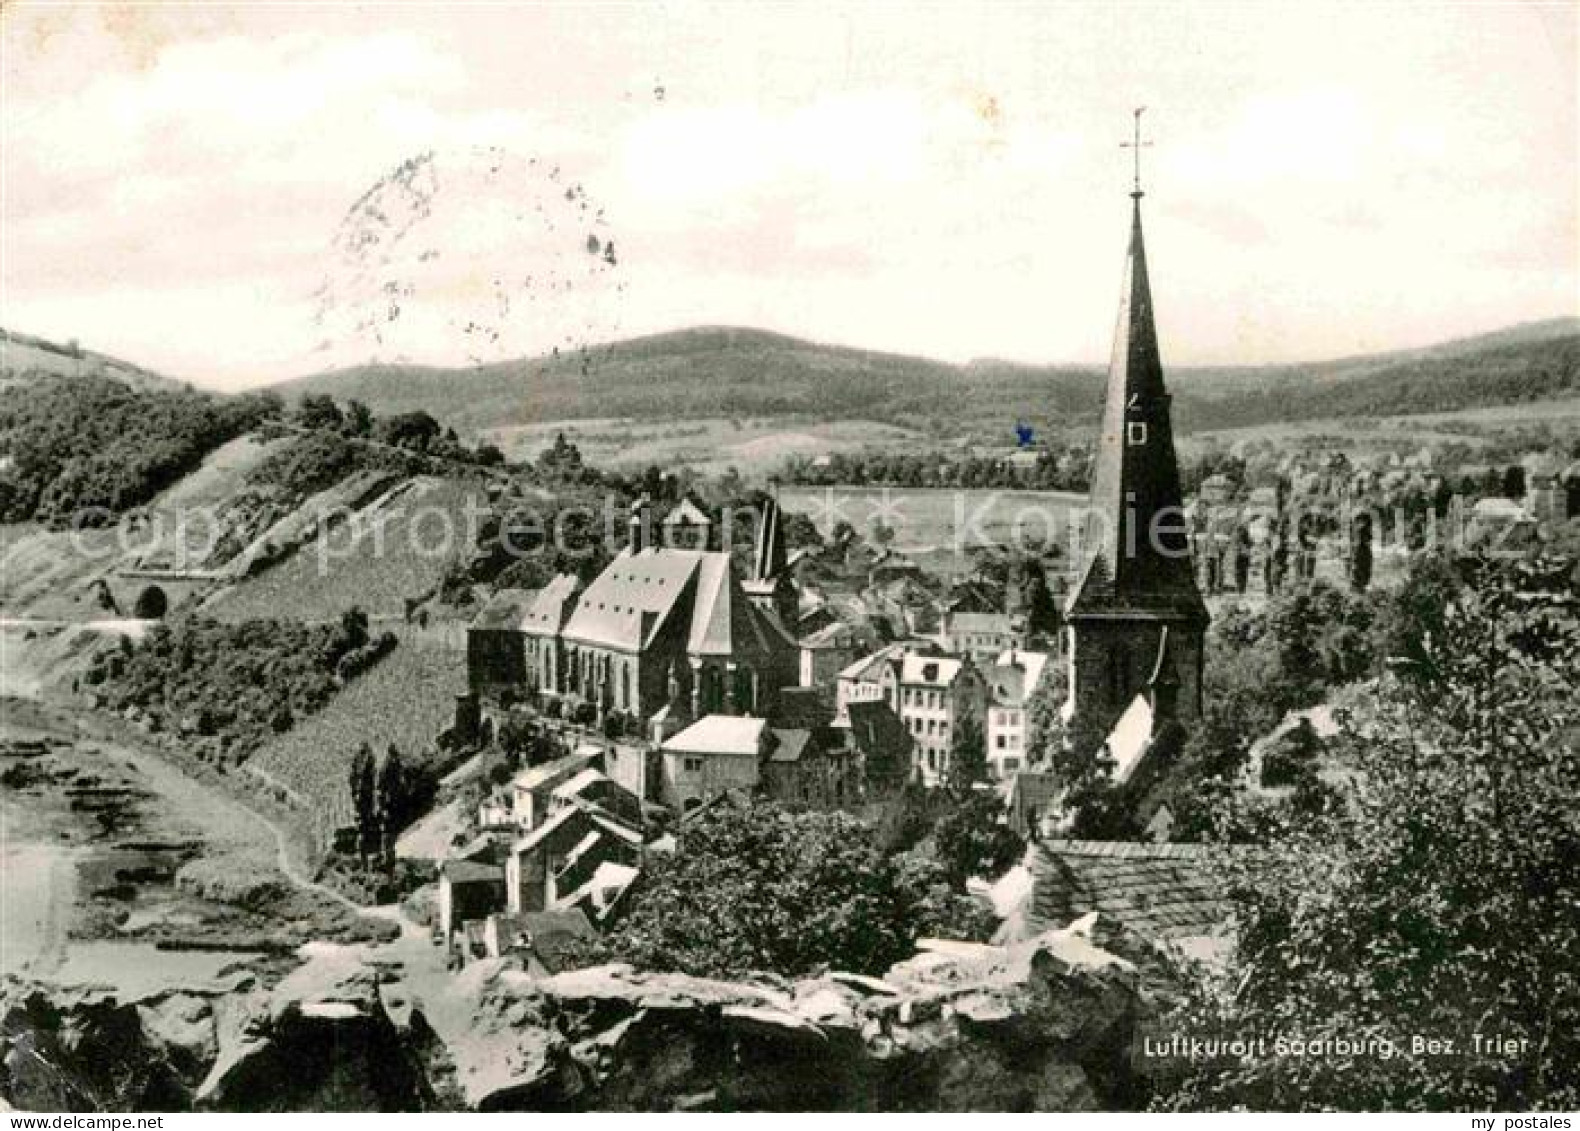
[779,484,1087,570]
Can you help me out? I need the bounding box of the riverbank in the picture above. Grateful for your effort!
[1,697,394,995]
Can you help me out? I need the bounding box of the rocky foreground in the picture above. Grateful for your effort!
[1,918,1151,1112]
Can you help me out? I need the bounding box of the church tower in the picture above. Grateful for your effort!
[1063,134,1208,754]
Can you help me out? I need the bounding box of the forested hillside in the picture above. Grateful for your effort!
[0,375,280,525]
[274,321,1580,440]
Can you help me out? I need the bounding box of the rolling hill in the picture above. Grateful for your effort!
[271,319,1580,441]
[0,327,192,394]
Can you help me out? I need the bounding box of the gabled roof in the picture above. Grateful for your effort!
[470,587,541,631]
[1066,196,1207,626]
[510,747,599,796]
[988,649,1051,708]
[559,546,787,663]
[899,653,965,687]
[662,714,767,756]
[441,859,504,884]
[520,573,584,636]
[510,799,642,857]
[1024,839,1227,946]
[767,727,815,763]
[662,498,713,529]
[947,611,1013,633]
[837,642,906,683]
[562,548,701,651]
[551,767,610,801]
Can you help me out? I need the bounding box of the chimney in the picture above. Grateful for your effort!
[628,496,653,553]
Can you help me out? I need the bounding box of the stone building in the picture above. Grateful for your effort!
[502,499,798,726]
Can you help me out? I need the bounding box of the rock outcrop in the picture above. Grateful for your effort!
[1,920,1148,1112]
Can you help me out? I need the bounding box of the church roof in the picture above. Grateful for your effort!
[558,547,784,663]
[520,573,584,636]
[1067,196,1207,625]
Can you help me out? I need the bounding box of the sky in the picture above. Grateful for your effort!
[2,1,1576,390]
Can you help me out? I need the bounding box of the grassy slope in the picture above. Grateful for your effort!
[0,328,191,393]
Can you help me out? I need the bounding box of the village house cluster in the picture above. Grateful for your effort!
[432,179,1580,971]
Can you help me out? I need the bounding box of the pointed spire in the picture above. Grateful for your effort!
[1067,192,1206,622]
[753,496,787,582]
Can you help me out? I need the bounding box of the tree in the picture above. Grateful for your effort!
[1348,513,1374,592]
[376,744,407,861]
[1156,558,1580,1111]
[376,411,441,452]
[349,743,377,861]
[605,802,944,978]
[942,705,985,790]
[343,399,374,437]
[295,393,343,432]
[931,792,1024,886]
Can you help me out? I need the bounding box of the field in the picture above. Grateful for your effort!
[0,524,131,618]
[779,484,1087,572]
[201,476,492,623]
[483,415,924,476]
[246,633,468,847]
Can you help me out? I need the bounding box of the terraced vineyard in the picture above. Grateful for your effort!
[245,632,467,848]
[202,476,492,623]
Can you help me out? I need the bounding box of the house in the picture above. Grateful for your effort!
[983,649,1051,779]
[798,620,871,688]
[661,497,714,550]
[896,652,987,786]
[505,801,644,914]
[465,588,541,692]
[834,643,908,720]
[1003,448,1042,480]
[942,610,1021,664]
[437,859,506,952]
[760,727,859,808]
[479,908,599,974]
[480,745,602,832]
[658,714,769,812]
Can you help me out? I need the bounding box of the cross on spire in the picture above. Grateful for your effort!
[1121,106,1152,198]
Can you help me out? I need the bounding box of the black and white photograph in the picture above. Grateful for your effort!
[1,0,1576,1116]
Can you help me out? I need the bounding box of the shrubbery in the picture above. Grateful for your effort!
[602,801,999,978]
[91,607,392,761]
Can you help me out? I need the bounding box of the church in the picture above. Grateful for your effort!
[499,496,799,727]
[1061,151,1209,764]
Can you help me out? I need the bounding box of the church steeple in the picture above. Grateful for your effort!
[1061,120,1207,754]
[1066,188,1205,621]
